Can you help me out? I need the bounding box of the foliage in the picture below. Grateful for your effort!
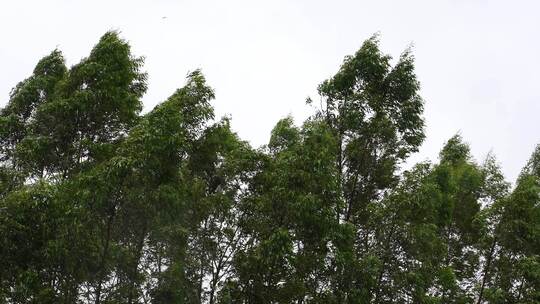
[1,32,538,304]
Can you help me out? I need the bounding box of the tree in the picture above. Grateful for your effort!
[313,34,425,303]
[486,146,540,303]
[0,31,147,303]
[0,50,67,177]
[227,116,339,302]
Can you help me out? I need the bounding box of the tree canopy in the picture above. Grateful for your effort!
[1,31,538,304]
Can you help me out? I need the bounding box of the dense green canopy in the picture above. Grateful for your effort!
[1,32,538,303]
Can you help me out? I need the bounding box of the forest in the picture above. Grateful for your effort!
[0,31,539,303]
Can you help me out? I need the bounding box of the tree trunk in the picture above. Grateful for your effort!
[476,237,497,304]
[95,203,116,304]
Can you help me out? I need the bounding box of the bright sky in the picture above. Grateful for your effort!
[1,0,539,183]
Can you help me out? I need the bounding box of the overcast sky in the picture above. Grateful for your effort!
[1,0,539,183]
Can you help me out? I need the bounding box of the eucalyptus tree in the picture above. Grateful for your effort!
[183,119,257,304]
[484,146,540,303]
[474,153,510,304]
[0,31,147,303]
[316,35,425,225]
[223,116,339,303]
[1,31,146,181]
[75,69,217,303]
[360,136,488,303]
[311,35,425,302]
[0,50,67,177]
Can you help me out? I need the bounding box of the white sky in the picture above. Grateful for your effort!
[1,0,539,183]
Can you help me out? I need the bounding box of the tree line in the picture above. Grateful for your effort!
[0,31,538,303]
